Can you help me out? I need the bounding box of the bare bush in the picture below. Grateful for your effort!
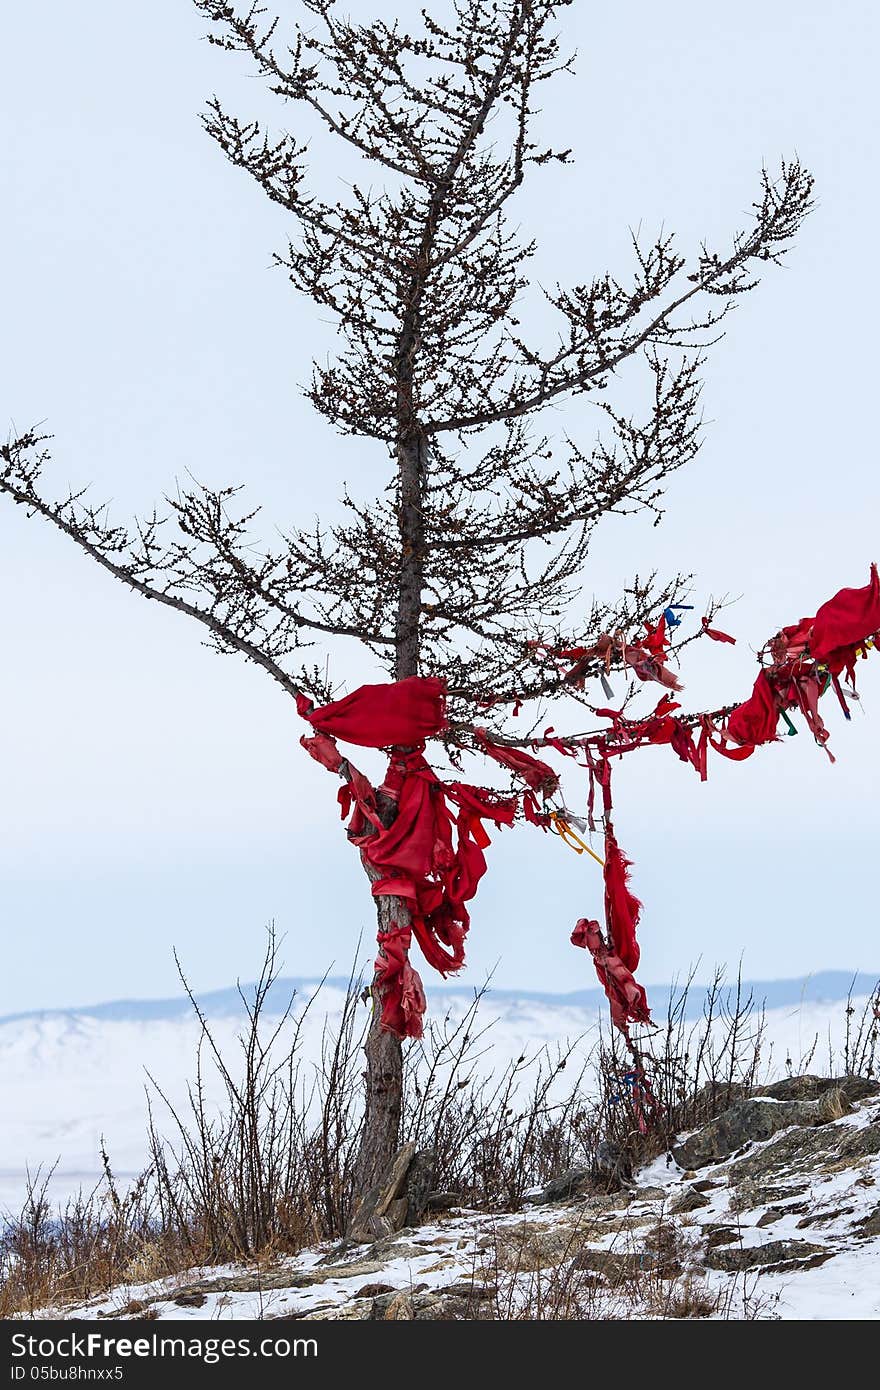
[2,947,877,1317]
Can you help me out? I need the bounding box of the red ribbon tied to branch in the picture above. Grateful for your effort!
[296,564,880,1046]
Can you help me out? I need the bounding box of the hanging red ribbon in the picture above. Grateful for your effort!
[296,565,880,1046]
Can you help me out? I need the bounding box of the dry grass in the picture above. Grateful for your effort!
[2,938,877,1319]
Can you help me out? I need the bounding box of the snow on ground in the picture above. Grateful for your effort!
[0,986,872,1215]
[26,1090,880,1322]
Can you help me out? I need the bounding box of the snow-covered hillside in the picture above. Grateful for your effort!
[1,977,875,1215]
[27,1078,880,1322]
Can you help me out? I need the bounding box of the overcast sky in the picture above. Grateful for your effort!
[1,1,878,1015]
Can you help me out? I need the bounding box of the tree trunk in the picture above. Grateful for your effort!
[352,982,405,1199]
[350,363,426,1197]
[351,824,410,1200]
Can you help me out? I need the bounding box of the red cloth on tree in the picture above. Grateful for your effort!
[374,926,427,1039]
[367,756,517,982]
[702,617,736,644]
[297,676,447,747]
[810,564,880,661]
[726,670,779,747]
[571,918,651,1032]
[300,714,517,1037]
[623,643,683,692]
[300,730,344,774]
[642,615,668,658]
[603,826,642,973]
[473,729,560,795]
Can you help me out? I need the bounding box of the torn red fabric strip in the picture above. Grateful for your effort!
[603,826,642,973]
[474,729,560,795]
[702,617,736,644]
[571,917,650,1033]
[374,925,427,1039]
[641,615,669,659]
[623,643,683,692]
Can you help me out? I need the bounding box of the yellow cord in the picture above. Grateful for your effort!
[550,812,605,867]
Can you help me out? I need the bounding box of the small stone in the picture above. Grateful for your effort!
[535,1167,592,1203]
[705,1226,739,1248]
[669,1186,710,1215]
[424,1191,462,1212]
[443,1282,497,1300]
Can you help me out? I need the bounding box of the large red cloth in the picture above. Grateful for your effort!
[810,564,880,662]
[367,752,516,982]
[300,714,516,1038]
[571,918,650,1032]
[727,670,779,747]
[473,729,559,795]
[297,675,446,747]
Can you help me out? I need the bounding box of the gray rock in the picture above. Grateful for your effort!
[757,1074,879,1105]
[728,1129,840,1186]
[570,1248,654,1282]
[534,1166,593,1203]
[404,1148,438,1225]
[854,1204,880,1238]
[705,1225,739,1248]
[726,1116,880,1187]
[836,1122,880,1162]
[594,1139,633,1189]
[668,1185,711,1215]
[704,1239,826,1273]
[672,1098,827,1170]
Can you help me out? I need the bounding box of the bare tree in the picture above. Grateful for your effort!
[0,1,812,1195]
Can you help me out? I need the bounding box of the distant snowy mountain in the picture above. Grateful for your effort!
[1,971,876,1216]
[1,968,877,1026]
